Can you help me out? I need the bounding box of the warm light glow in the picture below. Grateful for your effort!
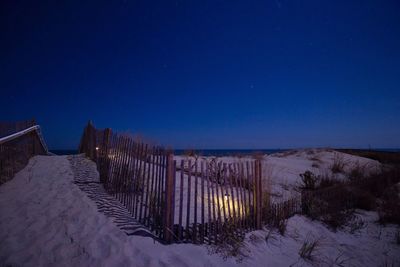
[96,147,99,150]
[211,190,250,222]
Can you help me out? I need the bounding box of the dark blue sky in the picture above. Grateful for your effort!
[1,1,400,149]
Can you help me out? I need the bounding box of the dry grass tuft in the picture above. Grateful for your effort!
[209,218,247,262]
[299,171,318,190]
[331,153,346,174]
[298,237,321,262]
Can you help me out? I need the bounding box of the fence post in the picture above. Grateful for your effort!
[254,159,262,229]
[101,128,112,184]
[91,122,97,161]
[164,153,176,243]
[86,121,96,160]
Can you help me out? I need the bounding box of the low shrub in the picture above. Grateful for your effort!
[348,162,366,182]
[301,182,355,229]
[266,211,288,236]
[300,164,400,228]
[299,171,318,190]
[298,237,320,262]
[321,208,354,230]
[350,188,376,211]
[347,216,366,234]
[331,153,346,174]
[337,149,400,165]
[210,218,247,262]
[378,188,400,225]
[318,176,342,189]
[355,166,400,198]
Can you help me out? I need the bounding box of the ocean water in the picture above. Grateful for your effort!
[49,148,400,156]
[50,149,285,156]
[173,149,286,156]
[50,150,78,155]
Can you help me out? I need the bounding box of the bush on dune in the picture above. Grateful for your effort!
[298,237,321,263]
[209,218,247,262]
[378,187,400,225]
[299,171,318,190]
[299,163,400,229]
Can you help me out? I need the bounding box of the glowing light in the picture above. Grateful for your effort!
[96,147,99,150]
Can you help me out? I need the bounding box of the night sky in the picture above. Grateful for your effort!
[1,1,400,150]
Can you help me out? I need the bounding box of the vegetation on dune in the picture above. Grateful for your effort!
[337,149,400,165]
[299,161,400,229]
[298,237,321,262]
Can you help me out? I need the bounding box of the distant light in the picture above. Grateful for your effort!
[96,147,99,151]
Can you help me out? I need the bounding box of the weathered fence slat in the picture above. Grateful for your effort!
[144,147,155,227]
[254,160,262,229]
[200,161,205,243]
[178,160,184,241]
[238,162,247,230]
[205,162,212,244]
[234,163,243,231]
[185,160,192,241]
[122,138,132,206]
[142,146,152,224]
[115,136,127,201]
[108,134,119,192]
[157,149,165,235]
[128,140,137,214]
[223,163,231,220]
[217,163,226,226]
[134,143,144,219]
[138,144,149,222]
[241,162,249,229]
[228,164,237,227]
[246,161,253,229]
[193,162,198,243]
[164,154,175,243]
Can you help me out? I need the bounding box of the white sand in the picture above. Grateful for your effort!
[0,156,230,267]
[175,149,381,201]
[0,152,398,267]
[263,149,381,200]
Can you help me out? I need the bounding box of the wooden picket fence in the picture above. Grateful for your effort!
[265,197,302,225]
[80,122,343,244]
[78,121,263,244]
[79,122,172,240]
[79,122,349,244]
[0,119,48,185]
[172,158,262,244]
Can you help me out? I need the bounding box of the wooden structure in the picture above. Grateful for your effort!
[78,121,264,244]
[0,119,48,185]
[0,119,36,138]
[266,197,302,225]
